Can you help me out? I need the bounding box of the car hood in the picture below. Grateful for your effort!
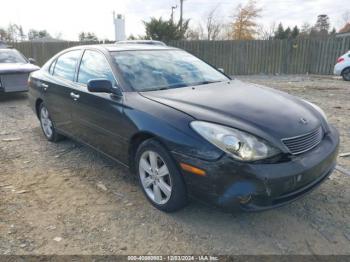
[140,80,322,141]
[0,63,40,74]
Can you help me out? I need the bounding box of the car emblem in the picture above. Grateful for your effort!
[299,118,308,125]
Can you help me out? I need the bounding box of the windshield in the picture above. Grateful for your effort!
[0,49,27,64]
[112,50,229,91]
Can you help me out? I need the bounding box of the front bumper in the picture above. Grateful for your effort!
[334,63,343,76]
[173,125,339,211]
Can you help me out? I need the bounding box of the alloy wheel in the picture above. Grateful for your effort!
[40,106,53,138]
[139,150,172,205]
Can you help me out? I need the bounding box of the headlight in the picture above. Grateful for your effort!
[191,121,281,161]
[303,100,328,122]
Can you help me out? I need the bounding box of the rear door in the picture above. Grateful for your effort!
[42,50,82,135]
[70,49,129,162]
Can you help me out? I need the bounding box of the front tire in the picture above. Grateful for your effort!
[135,139,188,212]
[342,67,350,81]
[39,103,64,142]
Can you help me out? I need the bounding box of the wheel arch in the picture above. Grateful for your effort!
[35,98,44,118]
[128,131,169,173]
[341,66,350,75]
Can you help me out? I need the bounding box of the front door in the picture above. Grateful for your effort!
[70,49,130,163]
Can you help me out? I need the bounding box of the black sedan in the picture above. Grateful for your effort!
[28,44,339,212]
[0,48,39,93]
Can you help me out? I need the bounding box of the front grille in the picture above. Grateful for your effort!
[282,126,324,155]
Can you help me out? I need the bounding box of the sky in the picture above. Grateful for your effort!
[0,0,347,40]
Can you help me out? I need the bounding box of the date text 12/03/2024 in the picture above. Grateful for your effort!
[127,256,219,261]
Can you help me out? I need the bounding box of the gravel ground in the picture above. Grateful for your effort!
[0,75,349,255]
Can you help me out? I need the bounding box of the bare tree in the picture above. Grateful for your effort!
[342,10,350,24]
[54,32,63,40]
[230,0,262,40]
[186,23,204,40]
[186,5,222,41]
[300,22,312,36]
[256,22,276,40]
[218,24,233,40]
[6,24,25,42]
[205,5,222,40]
[339,11,350,34]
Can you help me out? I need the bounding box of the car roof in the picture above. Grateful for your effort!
[68,44,178,52]
[116,40,167,46]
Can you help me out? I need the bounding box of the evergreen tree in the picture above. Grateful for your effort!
[28,29,52,40]
[144,17,189,41]
[78,32,98,41]
[291,26,300,38]
[330,27,337,36]
[274,23,286,39]
[314,14,330,32]
[284,27,291,38]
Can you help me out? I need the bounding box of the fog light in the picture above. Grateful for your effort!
[238,195,252,204]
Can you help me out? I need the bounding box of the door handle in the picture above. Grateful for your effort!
[41,83,49,91]
[70,92,80,101]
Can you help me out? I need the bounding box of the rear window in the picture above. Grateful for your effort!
[0,49,27,64]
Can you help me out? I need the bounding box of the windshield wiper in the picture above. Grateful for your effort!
[140,81,221,92]
[190,80,223,87]
[151,84,188,91]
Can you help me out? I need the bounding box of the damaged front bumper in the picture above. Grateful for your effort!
[172,125,339,211]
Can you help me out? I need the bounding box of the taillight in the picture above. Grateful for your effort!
[337,57,345,63]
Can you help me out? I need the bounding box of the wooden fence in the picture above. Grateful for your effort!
[12,37,350,75]
[12,41,101,67]
[169,37,350,75]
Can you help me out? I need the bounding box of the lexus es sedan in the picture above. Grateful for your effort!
[0,48,39,93]
[28,44,339,212]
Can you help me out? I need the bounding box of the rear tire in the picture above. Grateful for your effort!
[39,103,64,142]
[135,139,188,212]
[342,67,350,81]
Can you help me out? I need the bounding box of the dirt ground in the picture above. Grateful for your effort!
[0,75,349,255]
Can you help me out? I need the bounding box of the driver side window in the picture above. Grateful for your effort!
[77,50,115,86]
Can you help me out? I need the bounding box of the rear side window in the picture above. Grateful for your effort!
[49,59,57,74]
[53,50,81,81]
[77,50,115,85]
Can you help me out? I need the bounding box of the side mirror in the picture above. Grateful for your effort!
[28,58,36,64]
[87,79,122,96]
[218,67,225,73]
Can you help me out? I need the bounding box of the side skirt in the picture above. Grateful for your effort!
[56,128,130,169]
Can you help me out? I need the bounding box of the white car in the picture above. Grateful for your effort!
[334,51,350,81]
[0,48,40,93]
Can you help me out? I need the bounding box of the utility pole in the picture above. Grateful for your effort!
[171,5,177,23]
[179,0,185,29]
